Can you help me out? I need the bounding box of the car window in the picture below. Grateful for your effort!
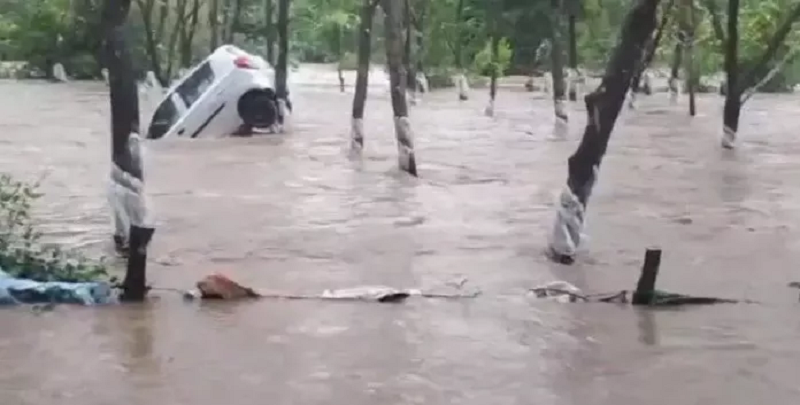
[175,62,215,108]
[147,96,179,140]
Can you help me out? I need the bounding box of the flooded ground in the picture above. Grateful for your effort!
[1,75,800,404]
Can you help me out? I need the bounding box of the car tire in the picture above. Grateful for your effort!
[237,89,278,129]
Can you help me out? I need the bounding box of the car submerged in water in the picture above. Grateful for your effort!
[145,45,291,140]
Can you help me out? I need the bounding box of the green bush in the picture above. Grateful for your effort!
[65,52,99,80]
[0,174,108,282]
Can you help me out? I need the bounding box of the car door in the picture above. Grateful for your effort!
[172,62,223,138]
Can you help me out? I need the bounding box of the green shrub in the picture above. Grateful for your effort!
[0,174,108,282]
[473,37,513,77]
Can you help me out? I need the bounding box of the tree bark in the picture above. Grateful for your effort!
[414,0,428,94]
[351,0,377,151]
[630,0,673,99]
[275,0,290,127]
[403,0,415,103]
[548,0,660,264]
[209,0,220,51]
[684,0,696,116]
[721,0,739,148]
[453,0,468,100]
[135,0,167,86]
[265,0,275,64]
[102,0,153,301]
[567,14,578,101]
[180,0,201,67]
[382,0,417,176]
[550,0,568,128]
[228,0,243,43]
[668,42,682,101]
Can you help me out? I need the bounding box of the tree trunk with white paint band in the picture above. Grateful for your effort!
[550,0,568,129]
[103,0,155,301]
[485,33,499,117]
[455,73,469,100]
[382,0,417,176]
[548,0,660,264]
[351,0,376,152]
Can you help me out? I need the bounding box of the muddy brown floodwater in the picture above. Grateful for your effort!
[1,78,800,405]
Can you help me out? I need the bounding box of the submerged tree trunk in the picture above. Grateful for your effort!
[550,0,568,130]
[351,0,377,151]
[382,0,417,176]
[453,0,469,100]
[485,35,500,117]
[548,0,660,264]
[336,25,345,92]
[209,0,220,51]
[275,0,290,129]
[722,0,740,148]
[102,0,154,301]
[669,41,683,102]
[684,0,696,116]
[403,0,416,104]
[265,0,275,64]
[630,0,673,107]
[567,13,578,101]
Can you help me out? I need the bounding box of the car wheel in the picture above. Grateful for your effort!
[237,89,278,128]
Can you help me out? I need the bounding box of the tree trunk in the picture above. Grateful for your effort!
[414,0,428,95]
[275,0,290,128]
[351,0,376,151]
[102,0,153,301]
[550,0,568,129]
[209,0,219,51]
[180,0,201,67]
[382,0,417,176]
[567,14,578,101]
[548,0,660,264]
[453,0,468,100]
[221,0,231,43]
[336,24,345,92]
[722,0,740,148]
[684,0,696,116]
[485,34,499,117]
[265,0,275,64]
[136,0,167,86]
[669,42,682,102]
[403,0,416,104]
[630,0,673,107]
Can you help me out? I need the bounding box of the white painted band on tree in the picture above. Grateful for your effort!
[108,133,152,241]
[351,117,364,150]
[722,125,736,149]
[455,73,470,100]
[52,63,69,82]
[484,98,495,117]
[548,186,586,258]
[393,116,415,172]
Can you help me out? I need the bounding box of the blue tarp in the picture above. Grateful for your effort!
[0,267,115,306]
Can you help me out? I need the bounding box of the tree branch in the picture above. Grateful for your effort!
[741,46,800,102]
[701,0,725,51]
[737,3,800,94]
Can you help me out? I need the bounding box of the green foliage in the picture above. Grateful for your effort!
[474,37,513,76]
[0,174,108,283]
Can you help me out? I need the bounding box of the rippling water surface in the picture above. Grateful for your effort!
[1,76,800,405]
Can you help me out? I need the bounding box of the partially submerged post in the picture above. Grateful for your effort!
[547,0,660,263]
[275,0,291,131]
[632,248,662,305]
[382,0,417,176]
[350,0,378,152]
[102,0,155,301]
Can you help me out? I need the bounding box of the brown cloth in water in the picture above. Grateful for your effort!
[196,274,260,300]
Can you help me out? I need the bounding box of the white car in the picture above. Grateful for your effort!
[145,45,291,140]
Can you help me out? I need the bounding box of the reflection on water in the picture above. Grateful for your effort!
[1,79,800,404]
